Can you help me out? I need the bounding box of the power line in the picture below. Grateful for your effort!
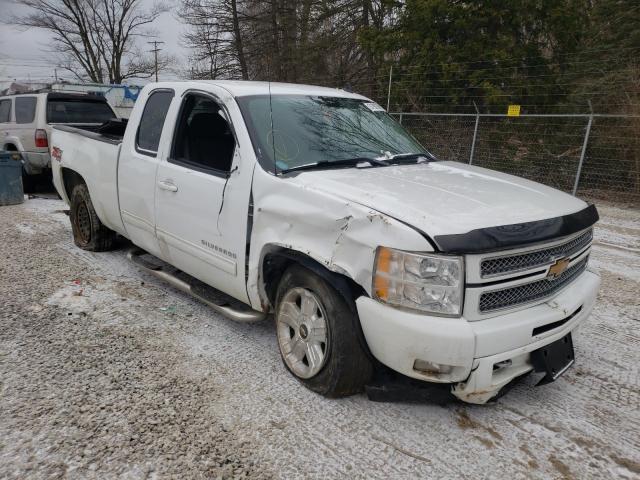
[0,55,54,63]
[0,62,57,68]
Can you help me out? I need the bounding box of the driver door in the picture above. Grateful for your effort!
[154,88,252,303]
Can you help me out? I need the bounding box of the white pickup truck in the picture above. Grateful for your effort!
[51,81,600,404]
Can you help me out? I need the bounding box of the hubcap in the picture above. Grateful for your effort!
[299,324,309,339]
[76,201,92,243]
[276,287,329,379]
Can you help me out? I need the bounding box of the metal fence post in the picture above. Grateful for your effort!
[573,111,594,196]
[387,110,638,199]
[398,113,403,125]
[386,66,393,112]
[469,102,480,164]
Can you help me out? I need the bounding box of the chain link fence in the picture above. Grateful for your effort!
[392,112,640,203]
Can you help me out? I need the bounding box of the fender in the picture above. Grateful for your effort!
[60,167,86,204]
[246,167,433,312]
[261,247,366,313]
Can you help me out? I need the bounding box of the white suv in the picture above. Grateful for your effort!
[0,92,116,176]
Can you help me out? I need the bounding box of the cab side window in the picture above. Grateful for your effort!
[171,93,235,174]
[0,100,11,123]
[136,90,174,156]
[15,97,37,124]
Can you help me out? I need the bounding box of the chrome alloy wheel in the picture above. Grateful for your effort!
[276,287,329,379]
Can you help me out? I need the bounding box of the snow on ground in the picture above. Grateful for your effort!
[0,196,638,479]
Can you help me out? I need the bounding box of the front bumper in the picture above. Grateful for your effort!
[356,270,600,404]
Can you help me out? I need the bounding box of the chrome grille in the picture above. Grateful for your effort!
[481,229,593,278]
[479,256,589,313]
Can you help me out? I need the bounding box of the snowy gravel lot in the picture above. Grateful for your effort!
[1,196,639,479]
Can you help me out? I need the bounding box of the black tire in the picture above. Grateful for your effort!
[275,264,373,397]
[69,183,116,251]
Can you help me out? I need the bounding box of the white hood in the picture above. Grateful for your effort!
[290,161,588,238]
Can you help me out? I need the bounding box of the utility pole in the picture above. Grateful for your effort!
[148,40,164,82]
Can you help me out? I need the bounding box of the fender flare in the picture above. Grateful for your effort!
[60,167,88,203]
[261,247,367,315]
[2,136,23,152]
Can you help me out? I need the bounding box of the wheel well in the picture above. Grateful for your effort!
[262,248,366,311]
[61,168,86,200]
[4,144,17,151]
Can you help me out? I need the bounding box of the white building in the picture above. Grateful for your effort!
[50,83,143,118]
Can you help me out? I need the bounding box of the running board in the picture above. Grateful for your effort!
[127,248,266,323]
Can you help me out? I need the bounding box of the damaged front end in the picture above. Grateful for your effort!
[246,165,434,312]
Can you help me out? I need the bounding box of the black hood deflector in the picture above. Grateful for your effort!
[433,204,599,254]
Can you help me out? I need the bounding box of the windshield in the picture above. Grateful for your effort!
[47,100,115,124]
[237,95,427,172]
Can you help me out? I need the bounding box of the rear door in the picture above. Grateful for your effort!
[154,87,253,302]
[117,88,175,256]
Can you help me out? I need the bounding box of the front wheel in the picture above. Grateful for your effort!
[275,265,373,397]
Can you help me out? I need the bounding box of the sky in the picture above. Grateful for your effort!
[0,0,186,86]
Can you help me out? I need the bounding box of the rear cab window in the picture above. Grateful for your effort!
[47,96,115,124]
[15,97,37,124]
[136,89,174,156]
[0,99,11,123]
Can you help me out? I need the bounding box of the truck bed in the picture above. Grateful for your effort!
[53,118,127,145]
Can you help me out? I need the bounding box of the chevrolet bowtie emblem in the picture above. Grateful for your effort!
[548,257,570,278]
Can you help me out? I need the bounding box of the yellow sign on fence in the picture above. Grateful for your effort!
[507,105,521,117]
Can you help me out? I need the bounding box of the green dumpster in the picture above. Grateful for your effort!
[0,152,25,206]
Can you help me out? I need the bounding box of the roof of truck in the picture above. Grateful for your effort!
[153,80,371,100]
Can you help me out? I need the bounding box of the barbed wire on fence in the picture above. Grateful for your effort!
[390,111,639,202]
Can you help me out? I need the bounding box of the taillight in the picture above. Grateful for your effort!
[35,129,48,148]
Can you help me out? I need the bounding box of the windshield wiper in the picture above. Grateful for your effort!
[279,157,389,174]
[386,152,438,164]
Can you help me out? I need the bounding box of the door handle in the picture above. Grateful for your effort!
[158,180,178,192]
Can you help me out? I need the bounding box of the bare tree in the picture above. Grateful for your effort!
[179,0,249,80]
[12,0,170,84]
[179,0,378,85]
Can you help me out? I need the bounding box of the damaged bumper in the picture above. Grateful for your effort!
[356,270,600,404]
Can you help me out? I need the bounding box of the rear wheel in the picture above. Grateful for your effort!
[69,183,116,251]
[275,265,373,397]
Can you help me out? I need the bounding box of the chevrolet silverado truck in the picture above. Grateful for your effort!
[50,81,600,404]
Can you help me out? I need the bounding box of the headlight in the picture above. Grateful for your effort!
[373,247,464,316]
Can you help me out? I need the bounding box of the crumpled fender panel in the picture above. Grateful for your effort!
[247,167,432,310]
